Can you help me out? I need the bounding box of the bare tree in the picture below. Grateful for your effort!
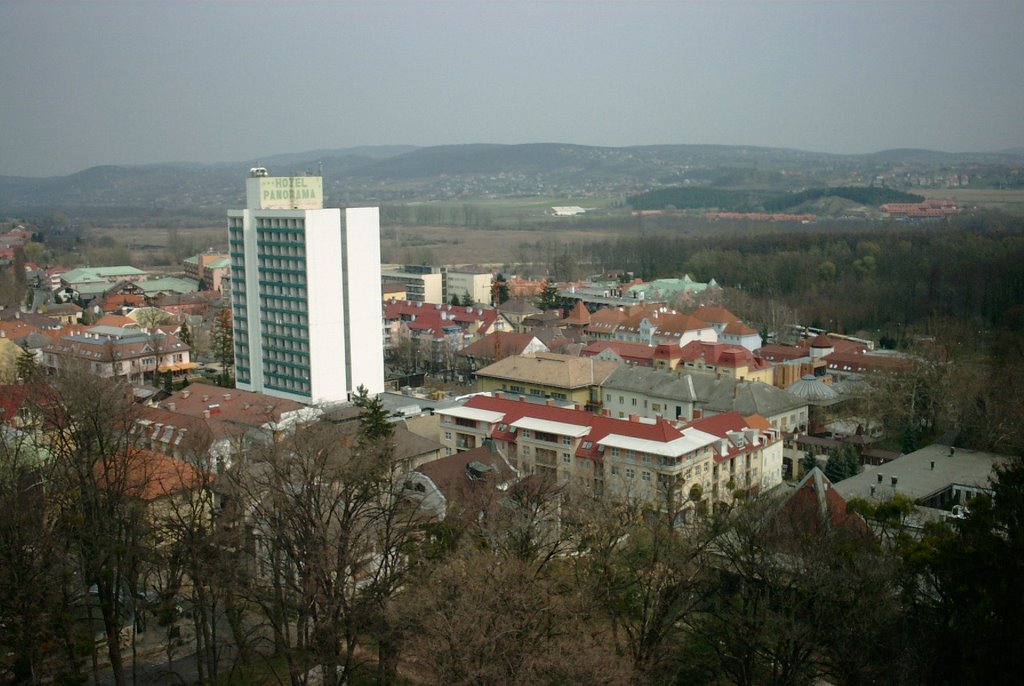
[230,414,416,686]
[39,368,153,686]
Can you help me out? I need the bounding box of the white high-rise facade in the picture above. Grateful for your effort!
[228,169,384,404]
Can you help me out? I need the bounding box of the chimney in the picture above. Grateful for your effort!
[519,395,526,402]
[202,394,210,402]
[870,484,876,496]
[166,402,176,411]
[181,390,191,399]
[494,391,503,399]
[546,399,554,407]
[223,393,232,401]
[877,473,884,484]
[203,409,211,419]
[930,461,935,471]
[891,476,898,487]
[602,409,610,416]
[628,414,639,422]
[575,404,584,411]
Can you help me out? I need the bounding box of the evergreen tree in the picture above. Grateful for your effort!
[15,344,37,383]
[450,293,462,306]
[537,280,560,311]
[352,384,394,442]
[211,308,234,385]
[178,319,193,349]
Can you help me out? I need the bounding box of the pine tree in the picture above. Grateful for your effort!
[211,308,234,386]
[15,344,37,383]
[178,319,193,349]
[351,385,394,442]
[537,280,560,311]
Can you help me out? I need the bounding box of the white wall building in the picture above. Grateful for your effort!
[228,169,384,405]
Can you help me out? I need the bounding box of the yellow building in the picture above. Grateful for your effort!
[474,352,619,410]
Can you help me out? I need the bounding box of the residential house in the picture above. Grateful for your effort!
[497,297,542,333]
[39,303,82,325]
[137,383,319,470]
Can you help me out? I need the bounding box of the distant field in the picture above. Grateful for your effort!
[918,188,1024,214]
[382,224,631,266]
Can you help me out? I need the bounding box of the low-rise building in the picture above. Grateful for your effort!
[42,325,193,384]
[381,265,445,303]
[446,270,493,305]
[599,365,809,432]
[474,352,619,409]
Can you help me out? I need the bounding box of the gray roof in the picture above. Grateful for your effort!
[602,366,807,418]
[835,444,1008,503]
[602,366,700,402]
[700,378,807,417]
[786,374,840,404]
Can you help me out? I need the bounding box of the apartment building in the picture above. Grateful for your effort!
[436,393,783,510]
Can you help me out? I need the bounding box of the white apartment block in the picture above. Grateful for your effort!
[228,169,384,405]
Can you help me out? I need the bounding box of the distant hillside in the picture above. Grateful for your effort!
[0,142,1020,216]
[762,187,925,212]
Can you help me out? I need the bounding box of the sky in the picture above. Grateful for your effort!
[1,0,1022,177]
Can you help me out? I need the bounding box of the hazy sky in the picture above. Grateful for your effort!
[2,1,1022,177]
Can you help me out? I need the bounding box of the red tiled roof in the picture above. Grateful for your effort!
[677,341,771,372]
[457,331,540,361]
[580,340,657,365]
[690,306,739,325]
[465,394,686,446]
[96,448,209,501]
[562,300,591,325]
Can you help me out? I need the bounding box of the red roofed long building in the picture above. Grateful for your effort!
[437,394,783,511]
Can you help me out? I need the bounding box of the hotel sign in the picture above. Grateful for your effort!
[256,176,323,209]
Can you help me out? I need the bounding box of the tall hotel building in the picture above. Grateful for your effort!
[228,169,384,404]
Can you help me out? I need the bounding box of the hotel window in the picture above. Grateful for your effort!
[642,471,651,482]
[625,468,635,479]
[562,436,572,446]
[562,453,571,463]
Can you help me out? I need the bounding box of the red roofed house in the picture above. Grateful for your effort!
[436,394,783,512]
[138,383,319,470]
